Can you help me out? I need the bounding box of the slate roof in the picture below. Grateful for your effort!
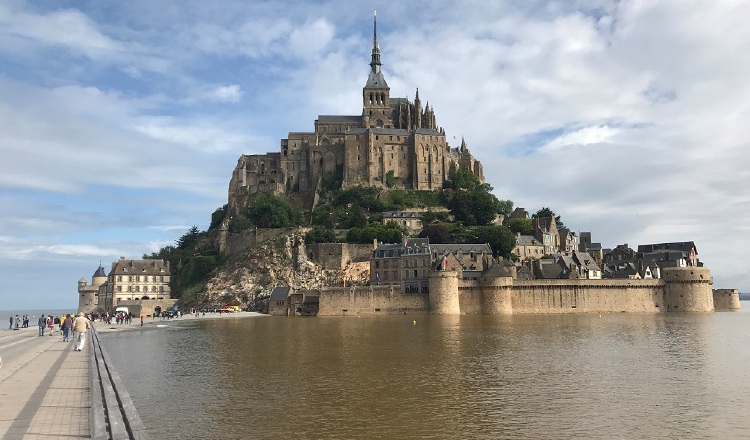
[481,264,512,278]
[637,242,697,254]
[109,259,169,276]
[317,115,362,124]
[365,69,389,89]
[536,259,567,279]
[641,251,687,263]
[93,266,107,278]
[372,244,402,258]
[382,211,423,219]
[431,243,491,254]
[516,235,542,247]
[604,262,640,279]
[403,238,430,255]
[269,286,291,301]
[347,127,444,136]
[574,251,600,271]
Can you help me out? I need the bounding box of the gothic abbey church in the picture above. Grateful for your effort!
[228,14,484,213]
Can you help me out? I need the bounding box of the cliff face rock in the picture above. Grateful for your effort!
[199,229,369,306]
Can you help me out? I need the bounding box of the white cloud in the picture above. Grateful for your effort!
[2,0,750,309]
[210,85,243,103]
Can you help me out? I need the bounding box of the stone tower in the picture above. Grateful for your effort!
[662,267,714,312]
[77,265,107,314]
[361,11,392,129]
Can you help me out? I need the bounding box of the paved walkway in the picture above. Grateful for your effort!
[0,331,90,439]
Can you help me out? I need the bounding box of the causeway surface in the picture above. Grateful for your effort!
[0,327,89,439]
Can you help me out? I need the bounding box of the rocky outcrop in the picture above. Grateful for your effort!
[199,229,369,306]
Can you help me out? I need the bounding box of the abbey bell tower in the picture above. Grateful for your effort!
[362,10,392,128]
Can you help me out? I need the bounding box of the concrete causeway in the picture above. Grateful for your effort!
[0,323,148,439]
[0,327,89,439]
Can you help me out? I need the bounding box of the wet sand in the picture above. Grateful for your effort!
[94,310,267,334]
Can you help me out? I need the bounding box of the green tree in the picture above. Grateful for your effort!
[176,226,201,250]
[418,224,450,243]
[469,225,516,258]
[305,226,338,244]
[311,206,335,228]
[339,205,368,229]
[345,222,403,244]
[533,207,566,230]
[448,189,501,226]
[497,199,514,216]
[385,170,397,188]
[246,193,302,228]
[505,218,533,235]
[444,162,480,191]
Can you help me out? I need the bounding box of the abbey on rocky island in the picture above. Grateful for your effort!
[228,13,484,213]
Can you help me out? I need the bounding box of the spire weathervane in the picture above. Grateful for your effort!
[370,9,381,72]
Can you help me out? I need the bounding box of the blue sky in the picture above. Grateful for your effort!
[1,0,749,310]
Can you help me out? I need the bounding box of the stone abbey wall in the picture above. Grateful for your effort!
[309,243,373,270]
[317,267,728,316]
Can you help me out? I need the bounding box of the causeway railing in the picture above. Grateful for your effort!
[89,325,150,440]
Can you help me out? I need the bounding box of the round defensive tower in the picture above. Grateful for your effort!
[662,267,714,312]
[78,265,107,314]
[428,270,460,315]
[480,272,513,314]
[92,265,107,288]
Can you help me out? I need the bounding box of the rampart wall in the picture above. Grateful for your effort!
[318,285,429,316]
[713,289,741,311]
[316,267,726,316]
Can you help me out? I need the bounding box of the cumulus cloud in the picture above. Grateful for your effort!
[1,0,749,308]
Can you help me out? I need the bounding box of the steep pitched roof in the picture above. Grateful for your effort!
[270,286,291,301]
[109,259,169,276]
[516,235,542,247]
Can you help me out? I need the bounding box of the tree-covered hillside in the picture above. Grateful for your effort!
[147,166,521,305]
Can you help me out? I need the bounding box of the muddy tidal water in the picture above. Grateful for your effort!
[101,307,750,439]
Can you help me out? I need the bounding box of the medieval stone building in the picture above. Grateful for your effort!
[227,14,484,214]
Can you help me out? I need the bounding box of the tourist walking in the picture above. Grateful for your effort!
[47,315,54,336]
[72,312,90,351]
[140,315,144,327]
[61,314,73,342]
[38,314,47,336]
[8,316,12,329]
[15,315,19,329]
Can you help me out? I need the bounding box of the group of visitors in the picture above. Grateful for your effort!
[35,313,90,351]
[8,315,31,329]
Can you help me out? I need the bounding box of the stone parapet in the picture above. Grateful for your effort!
[713,289,741,311]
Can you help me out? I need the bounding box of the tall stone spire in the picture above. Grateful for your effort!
[363,10,388,95]
[370,10,381,74]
